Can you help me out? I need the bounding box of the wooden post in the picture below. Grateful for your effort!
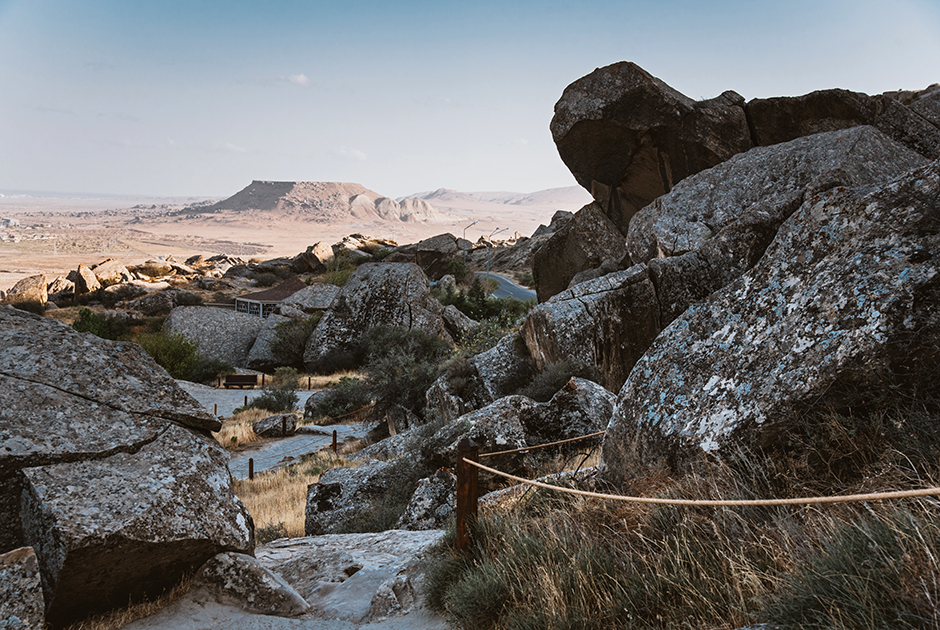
[455,438,479,555]
[332,430,338,454]
[308,376,312,390]
[244,395,248,407]
[249,458,254,480]
[214,403,217,416]
[262,373,265,388]
[282,417,287,437]
[217,374,221,388]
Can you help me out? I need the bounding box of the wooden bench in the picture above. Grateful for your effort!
[221,374,259,389]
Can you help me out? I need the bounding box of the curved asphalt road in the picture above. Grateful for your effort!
[475,272,536,301]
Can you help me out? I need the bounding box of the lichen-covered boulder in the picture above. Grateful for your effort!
[165,305,265,368]
[551,61,752,233]
[194,552,309,617]
[252,413,298,438]
[0,307,252,628]
[396,469,456,531]
[523,266,660,392]
[522,377,616,446]
[21,423,254,627]
[532,202,627,302]
[414,233,459,281]
[0,547,44,630]
[303,263,453,371]
[602,159,940,485]
[279,283,340,313]
[90,259,133,287]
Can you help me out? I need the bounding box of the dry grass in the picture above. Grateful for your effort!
[62,575,194,630]
[301,369,360,390]
[211,408,267,450]
[234,452,353,541]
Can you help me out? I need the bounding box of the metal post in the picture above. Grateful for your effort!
[455,438,479,554]
[332,430,338,454]
[249,458,254,480]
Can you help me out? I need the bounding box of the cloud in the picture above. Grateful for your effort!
[287,73,310,86]
[34,105,75,115]
[337,146,368,161]
[213,142,248,154]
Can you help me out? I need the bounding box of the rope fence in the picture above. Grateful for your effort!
[454,432,940,553]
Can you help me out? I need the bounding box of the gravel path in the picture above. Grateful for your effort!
[176,380,319,418]
[227,423,371,479]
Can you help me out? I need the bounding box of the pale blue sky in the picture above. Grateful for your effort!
[1,0,938,198]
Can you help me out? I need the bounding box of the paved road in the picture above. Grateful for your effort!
[475,272,536,301]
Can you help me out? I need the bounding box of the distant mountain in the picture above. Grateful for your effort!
[191,181,457,224]
[404,185,592,210]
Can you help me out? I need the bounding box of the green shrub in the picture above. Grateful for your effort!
[325,251,357,287]
[240,367,301,413]
[311,376,372,418]
[513,270,534,288]
[438,277,531,324]
[255,522,289,544]
[189,357,234,385]
[271,314,321,369]
[515,360,602,402]
[175,291,203,306]
[445,257,470,284]
[12,300,46,315]
[71,307,130,340]
[137,331,200,379]
[253,272,279,287]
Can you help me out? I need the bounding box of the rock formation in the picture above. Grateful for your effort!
[0,306,252,627]
[0,275,47,309]
[165,306,266,368]
[602,159,940,484]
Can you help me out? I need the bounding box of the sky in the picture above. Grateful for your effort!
[1,0,938,199]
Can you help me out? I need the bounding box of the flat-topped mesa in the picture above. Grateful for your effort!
[195,180,454,224]
[552,61,940,236]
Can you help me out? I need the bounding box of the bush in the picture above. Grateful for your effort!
[271,314,321,369]
[189,357,234,385]
[71,307,130,341]
[12,300,45,315]
[241,367,301,413]
[311,376,372,418]
[325,251,357,287]
[515,360,602,402]
[253,272,279,287]
[255,522,289,545]
[438,277,531,324]
[513,270,534,288]
[175,291,203,306]
[137,331,200,379]
[445,257,470,284]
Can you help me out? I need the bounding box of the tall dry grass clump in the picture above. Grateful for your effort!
[234,452,351,542]
[212,408,268,450]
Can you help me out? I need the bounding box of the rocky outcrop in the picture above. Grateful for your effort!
[252,413,298,438]
[0,547,44,630]
[0,307,251,628]
[602,159,940,485]
[125,288,184,315]
[69,264,100,294]
[256,530,445,624]
[278,283,339,314]
[165,306,266,368]
[396,469,456,531]
[303,263,453,371]
[551,62,753,234]
[194,552,310,617]
[90,259,133,287]
[747,88,940,161]
[414,233,460,280]
[523,267,660,392]
[524,128,929,391]
[245,313,290,371]
[0,275,47,308]
[532,202,627,302]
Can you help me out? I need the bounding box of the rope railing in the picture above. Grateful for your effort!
[479,431,605,458]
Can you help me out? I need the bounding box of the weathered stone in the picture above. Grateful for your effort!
[69,264,100,294]
[567,258,621,289]
[523,377,616,445]
[746,88,940,160]
[100,281,149,302]
[602,159,940,484]
[165,306,266,369]
[252,413,298,438]
[46,276,73,296]
[0,307,218,435]
[125,289,180,315]
[907,84,940,128]
[194,552,309,617]
[0,275,47,308]
[532,202,627,302]
[131,260,175,279]
[0,547,44,630]
[90,259,133,287]
[245,313,290,372]
[303,263,452,371]
[551,61,752,233]
[305,458,424,536]
[414,233,459,281]
[523,266,660,392]
[21,422,253,627]
[256,530,445,624]
[279,283,340,313]
[440,304,476,342]
[397,469,456,531]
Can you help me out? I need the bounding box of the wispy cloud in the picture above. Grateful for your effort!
[214,142,248,154]
[337,146,368,161]
[34,105,75,115]
[287,73,309,86]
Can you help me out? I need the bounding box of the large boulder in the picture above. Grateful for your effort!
[551,61,752,234]
[523,266,660,392]
[252,413,298,438]
[602,159,940,485]
[396,469,456,531]
[0,275,47,309]
[68,264,100,295]
[303,263,453,371]
[90,259,133,287]
[0,547,44,630]
[746,88,940,161]
[245,313,290,371]
[193,552,309,617]
[164,306,266,368]
[0,307,251,627]
[278,283,340,314]
[531,202,627,302]
[414,233,459,281]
